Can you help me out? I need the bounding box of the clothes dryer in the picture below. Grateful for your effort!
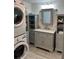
[14,1,26,37]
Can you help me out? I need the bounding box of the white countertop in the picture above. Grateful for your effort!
[34,29,56,34]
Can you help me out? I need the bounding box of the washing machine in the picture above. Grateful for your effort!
[14,0,26,37]
[14,34,29,59]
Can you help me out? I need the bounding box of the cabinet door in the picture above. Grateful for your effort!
[56,33,64,52]
[35,32,43,47]
[29,31,35,43]
[42,33,54,51]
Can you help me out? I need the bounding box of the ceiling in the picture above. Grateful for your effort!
[24,0,64,5]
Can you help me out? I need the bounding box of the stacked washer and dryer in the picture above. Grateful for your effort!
[14,0,29,59]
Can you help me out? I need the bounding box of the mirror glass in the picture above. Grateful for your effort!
[43,11,51,24]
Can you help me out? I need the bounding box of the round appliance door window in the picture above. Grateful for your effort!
[14,45,26,59]
[14,7,23,25]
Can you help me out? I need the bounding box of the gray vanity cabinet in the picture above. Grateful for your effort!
[35,31,54,52]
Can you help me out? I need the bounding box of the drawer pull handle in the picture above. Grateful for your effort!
[42,41,44,43]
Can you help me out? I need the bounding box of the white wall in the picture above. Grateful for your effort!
[31,3,41,14]
[24,1,32,15]
[56,0,64,14]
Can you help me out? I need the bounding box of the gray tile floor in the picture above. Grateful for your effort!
[25,45,63,59]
